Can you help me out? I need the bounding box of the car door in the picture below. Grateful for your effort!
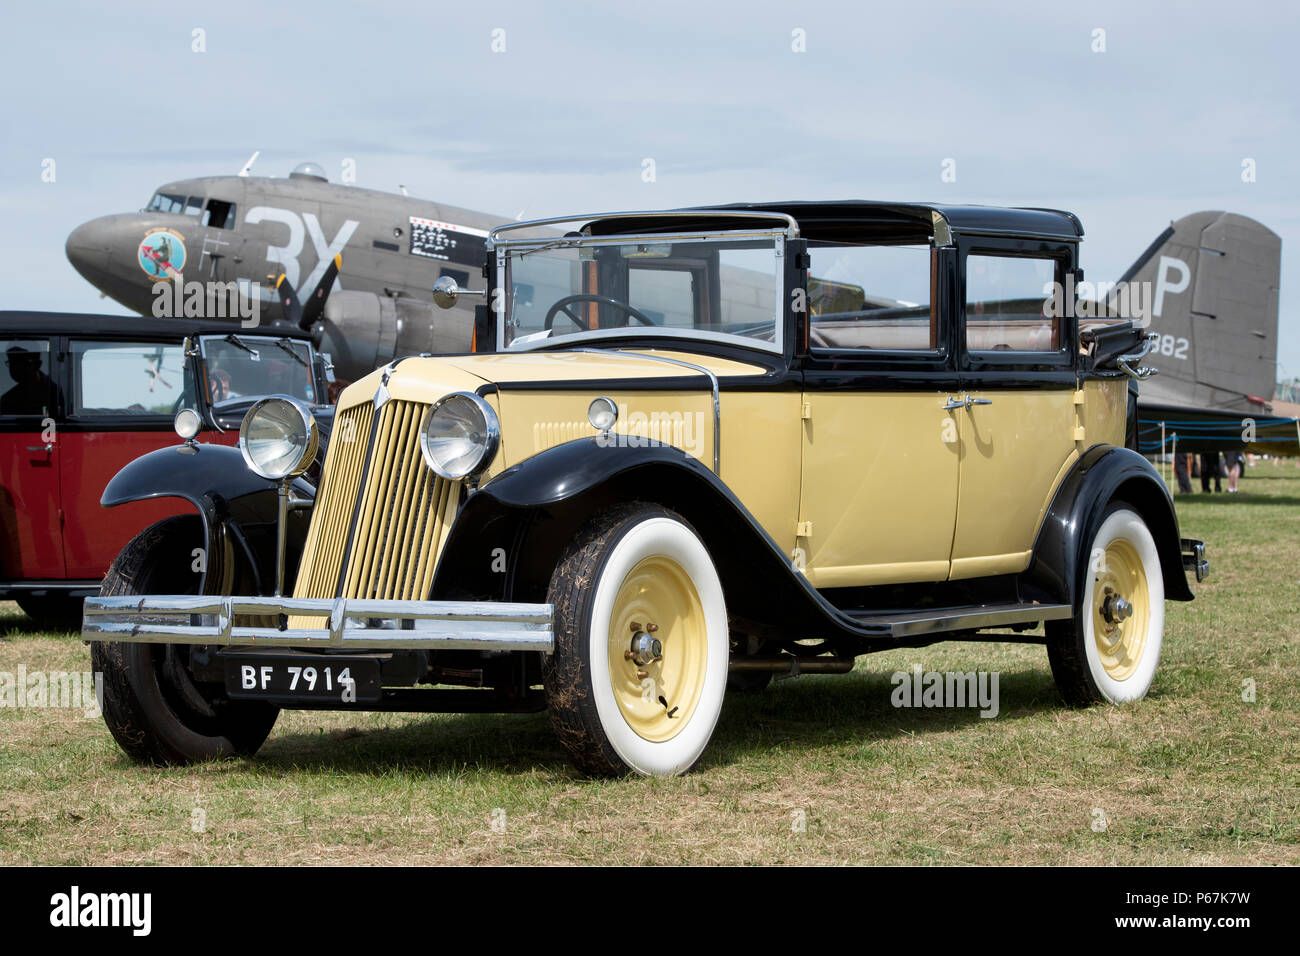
[950,244,1080,579]
[0,336,64,581]
[796,242,961,588]
[58,337,199,579]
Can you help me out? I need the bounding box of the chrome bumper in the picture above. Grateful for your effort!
[1181,538,1210,583]
[82,595,554,652]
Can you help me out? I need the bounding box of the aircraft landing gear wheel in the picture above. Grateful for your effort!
[544,504,729,777]
[1047,505,1165,705]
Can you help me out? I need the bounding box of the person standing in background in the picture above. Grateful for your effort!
[1200,451,1223,493]
[1174,450,1192,493]
[1224,449,1244,493]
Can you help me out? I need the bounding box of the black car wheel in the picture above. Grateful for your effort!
[90,516,278,766]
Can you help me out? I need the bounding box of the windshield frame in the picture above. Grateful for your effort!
[196,333,320,410]
[492,225,792,357]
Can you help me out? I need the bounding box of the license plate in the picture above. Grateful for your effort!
[224,656,383,702]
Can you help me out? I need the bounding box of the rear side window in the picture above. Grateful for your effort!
[0,340,56,417]
[806,244,936,351]
[965,254,1060,352]
[70,341,189,417]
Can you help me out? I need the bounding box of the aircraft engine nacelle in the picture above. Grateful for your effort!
[312,291,474,382]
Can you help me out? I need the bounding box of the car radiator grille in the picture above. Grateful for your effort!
[289,399,460,624]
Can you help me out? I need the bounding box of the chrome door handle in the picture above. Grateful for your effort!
[26,444,53,453]
[942,395,992,411]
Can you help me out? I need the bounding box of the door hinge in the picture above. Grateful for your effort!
[800,402,812,420]
[796,520,813,537]
[1072,389,1086,406]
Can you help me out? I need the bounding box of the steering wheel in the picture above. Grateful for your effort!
[544,294,658,331]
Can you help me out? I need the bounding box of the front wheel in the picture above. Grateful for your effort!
[90,516,278,766]
[1046,505,1165,705]
[544,504,729,777]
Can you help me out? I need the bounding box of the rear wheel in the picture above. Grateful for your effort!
[90,516,278,766]
[1047,505,1165,705]
[544,504,729,777]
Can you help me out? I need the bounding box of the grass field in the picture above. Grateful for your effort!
[1,461,1297,865]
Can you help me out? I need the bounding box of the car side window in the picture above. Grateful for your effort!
[70,341,188,417]
[0,339,56,418]
[965,254,1060,352]
[807,244,936,351]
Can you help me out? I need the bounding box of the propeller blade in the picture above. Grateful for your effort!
[275,272,303,329]
[300,253,341,330]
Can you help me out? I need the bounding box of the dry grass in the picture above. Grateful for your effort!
[1,460,1297,865]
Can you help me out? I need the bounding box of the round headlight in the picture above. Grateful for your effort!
[239,395,319,481]
[588,396,618,431]
[420,392,499,480]
[173,407,201,441]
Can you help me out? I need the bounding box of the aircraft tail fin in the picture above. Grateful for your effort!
[1119,211,1281,417]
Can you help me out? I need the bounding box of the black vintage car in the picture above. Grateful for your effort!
[0,311,335,627]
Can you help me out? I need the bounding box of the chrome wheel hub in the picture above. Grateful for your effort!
[626,622,663,666]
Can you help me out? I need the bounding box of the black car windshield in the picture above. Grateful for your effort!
[199,335,319,406]
[499,233,784,353]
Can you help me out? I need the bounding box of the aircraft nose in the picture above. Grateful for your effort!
[65,216,115,285]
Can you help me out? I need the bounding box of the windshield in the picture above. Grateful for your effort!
[499,233,784,352]
[199,335,319,406]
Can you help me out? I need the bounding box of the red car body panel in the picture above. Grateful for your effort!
[0,428,65,580]
[57,428,238,578]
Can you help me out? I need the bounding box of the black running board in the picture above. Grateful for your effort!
[845,602,1073,638]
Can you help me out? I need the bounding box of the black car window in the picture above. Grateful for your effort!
[0,339,56,418]
[807,243,937,351]
[70,341,189,417]
[965,254,1061,352]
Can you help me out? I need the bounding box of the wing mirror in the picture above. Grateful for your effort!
[432,275,487,310]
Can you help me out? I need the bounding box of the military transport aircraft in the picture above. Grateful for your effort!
[65,160,505,381]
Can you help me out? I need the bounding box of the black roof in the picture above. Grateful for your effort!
[0,311,312,340]
[589,200,1083,243]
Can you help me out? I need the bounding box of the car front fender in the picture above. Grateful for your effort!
[100,443,315,595]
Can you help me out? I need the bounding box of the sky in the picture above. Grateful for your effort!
[2,0,1297,381]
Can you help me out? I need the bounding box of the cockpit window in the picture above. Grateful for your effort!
[147,193,187,214]
[184,195,203,216]
[202,199,236,230]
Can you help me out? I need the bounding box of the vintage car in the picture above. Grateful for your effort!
[0,311,334,627]
[82,202,1208,777]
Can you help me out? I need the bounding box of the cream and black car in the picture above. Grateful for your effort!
[83,202,1208,777]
